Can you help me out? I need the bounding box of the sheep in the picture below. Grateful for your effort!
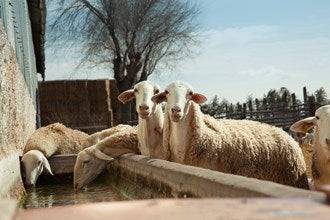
[86,124,134,145]
[74,81,165,190]
[118,80,165,159]
[22,123,89,186]
[290,105,330,190]
[302,132,314,146]
[74,126,139,190]
[152,81,309,189]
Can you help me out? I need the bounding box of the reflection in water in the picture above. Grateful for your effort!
[25,183,126,208]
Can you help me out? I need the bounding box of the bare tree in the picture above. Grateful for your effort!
[49,0,200,122]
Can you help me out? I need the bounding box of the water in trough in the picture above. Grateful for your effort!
[23,177,127,208]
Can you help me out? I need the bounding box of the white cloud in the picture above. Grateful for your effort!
[45,24,330,102]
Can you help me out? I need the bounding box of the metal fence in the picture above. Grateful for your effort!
[0,0,38,104]
[213,102,319,131]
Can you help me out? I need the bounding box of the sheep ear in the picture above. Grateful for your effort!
[191,93,207,104]
[118,89,135,104]
[154,85,160,94]
[152,92,167,104]
[290,117,316,134]
[92,148,114,161]
[42,157,53,176]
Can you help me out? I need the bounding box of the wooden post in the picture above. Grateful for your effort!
[248,100,253,112]
[242,103,247,119]
[291,93,296,106]
[309,96,316,116]
[303,87,308,104]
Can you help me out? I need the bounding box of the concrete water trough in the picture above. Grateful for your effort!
[23,153,325,199]
[3,153,330,220]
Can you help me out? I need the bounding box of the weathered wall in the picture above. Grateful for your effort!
[0,22,36,199]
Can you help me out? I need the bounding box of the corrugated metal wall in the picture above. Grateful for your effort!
[0,0,38,104]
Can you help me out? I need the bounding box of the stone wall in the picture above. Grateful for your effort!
[0,22,36,198]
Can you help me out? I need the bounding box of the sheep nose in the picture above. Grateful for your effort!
[171,106,181,113]
[74,183,79,191]
[139,105,149,111]
[326,138,330,146]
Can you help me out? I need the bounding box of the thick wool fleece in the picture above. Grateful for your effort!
[137,104,166,159]
[95,125,140,157]
[87,124,134,146]
[162,102,309,189]
[311,127,330,189]
[24,123,90,157]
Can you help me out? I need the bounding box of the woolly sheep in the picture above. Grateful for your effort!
[118,81,165,158]
[290,105,330,190]
[22,123,89,186]
[74,81,165,190]
[86,124,134,145]
[74,125,139,190]
[152,81,309,189]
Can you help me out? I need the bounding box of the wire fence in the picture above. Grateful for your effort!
[213,101,319,131]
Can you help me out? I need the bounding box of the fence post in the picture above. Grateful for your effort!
[242,103,247,119]
[303,87,308,103]
[248,100,253,112]
[291,93,296,106]
[308,96,316,116]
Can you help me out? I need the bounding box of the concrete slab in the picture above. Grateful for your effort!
[14,198,330,220]
[0,200,17,220]
[107,154,325,200]
[29,153,325,200]
[0,154,25,198]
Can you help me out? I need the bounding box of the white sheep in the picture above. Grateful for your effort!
[74,81,165,190]
[22,123,89,186]
[86,124,134,145]
[290,105,330,190]
[74,125,139,190]
[118,81,165,159]
[302,132,314,146]
[152,81,309,189]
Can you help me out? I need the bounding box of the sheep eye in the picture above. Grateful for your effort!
[316,116,320,120]
[83,160,90,164]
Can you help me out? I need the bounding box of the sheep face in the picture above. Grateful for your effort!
[118,81,160,119]
[291,105,330,148]
[74,147,114,191]
[153,81,207,122]
[21,150,53,186]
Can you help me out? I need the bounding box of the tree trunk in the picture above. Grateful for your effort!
[113,54,142,124]
[116,80,133,124]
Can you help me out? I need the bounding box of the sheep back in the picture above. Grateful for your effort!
[24,123,89,157]
[166,102,309,189]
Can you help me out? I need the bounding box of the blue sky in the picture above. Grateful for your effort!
[45,0,330,102]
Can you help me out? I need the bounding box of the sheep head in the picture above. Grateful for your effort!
[21,150,53,186]
[152,81,207,122]
[291,105,330,148]
[118,81,160,119]
[74,146,114,191]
